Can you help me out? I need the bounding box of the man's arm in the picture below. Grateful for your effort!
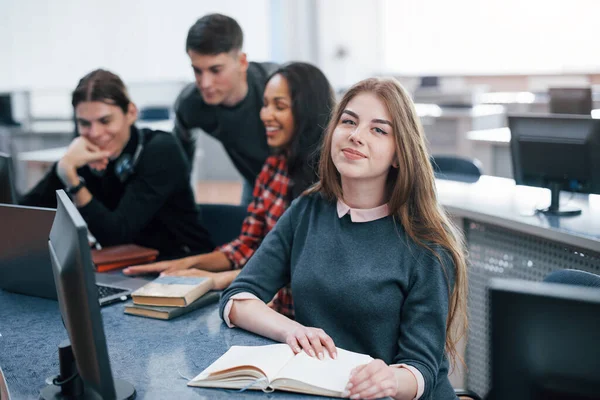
[172,83,203,168]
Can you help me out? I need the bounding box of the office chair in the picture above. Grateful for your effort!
[544,269,600,288]
[431,155,483,183]
[138,106,170,121]
[455,388,483,400]
[197,203,247,247]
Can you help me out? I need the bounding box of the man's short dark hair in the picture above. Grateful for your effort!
[186,13,244,55]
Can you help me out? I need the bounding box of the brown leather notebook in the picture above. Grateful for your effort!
[91,244,159,273]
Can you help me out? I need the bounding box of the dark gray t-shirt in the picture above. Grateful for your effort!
[220,193,458,399]
[173,62,278,183]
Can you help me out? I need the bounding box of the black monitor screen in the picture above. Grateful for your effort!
[47,190,134,399]
[490,278,600,400]
[0,95,14,125]
[509,114,600,195]
[0,152,17,204]
[549,87,593,115]
[420,76,439,88]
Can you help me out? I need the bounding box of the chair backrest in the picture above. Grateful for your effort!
[138,106,170,121]
[544,269,600,288]
[197,203,247,247]
[431,155,483,182]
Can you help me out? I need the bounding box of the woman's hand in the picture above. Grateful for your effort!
[344,360,415,400]
[123,257,194,276]
[284,326,337,360]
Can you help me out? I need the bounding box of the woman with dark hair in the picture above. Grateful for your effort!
[20,69,214,259]
[124,62,335,318]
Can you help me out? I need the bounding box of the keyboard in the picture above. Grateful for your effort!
[97,284,128,300]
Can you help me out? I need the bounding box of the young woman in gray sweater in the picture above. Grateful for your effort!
[220,77,468,400]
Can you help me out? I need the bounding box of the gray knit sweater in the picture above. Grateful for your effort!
[220,193,458,399]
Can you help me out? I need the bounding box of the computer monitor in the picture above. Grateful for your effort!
[41,190,135,400]
[509,113,600,216]
[419,76,439,88]
[549,87,593,115]
[0,152,17,204]
[489,278,600,400]
[0,94,17,126]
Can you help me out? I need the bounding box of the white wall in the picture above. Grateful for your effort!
[316,0,384,90]
[3,0,600,94]
[0,0,271,91]
[270,0,319,65]
[381,0,600,75]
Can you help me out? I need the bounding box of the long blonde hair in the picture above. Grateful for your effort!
[308,77,468,366]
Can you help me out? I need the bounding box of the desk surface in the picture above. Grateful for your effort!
[414,103,505,119]
[466,127,510,144]
[18,146,67,163]
[437,175,600,252]
[0,291,335,400]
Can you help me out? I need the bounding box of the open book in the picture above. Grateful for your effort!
[188,344,373,397]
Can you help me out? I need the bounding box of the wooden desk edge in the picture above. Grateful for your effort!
[0,365,11,400]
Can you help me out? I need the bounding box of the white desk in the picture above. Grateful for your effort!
[436,175,600,396]
[466,127,511,178]
[18,146,67,163]
[18,147,67,190]
[414,104,506,160]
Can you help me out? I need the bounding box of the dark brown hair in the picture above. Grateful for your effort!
[71,69,131,113]
[186,14,243,55]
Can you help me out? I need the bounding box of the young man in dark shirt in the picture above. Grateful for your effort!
[20,69,213,259]
[173,14,277,205]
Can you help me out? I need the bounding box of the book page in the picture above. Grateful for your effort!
[273,347,373,394]
[190,344,295,384]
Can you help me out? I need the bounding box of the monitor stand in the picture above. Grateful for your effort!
[40,379,136,400]
[537,182,582,217]
[40,340,136,400]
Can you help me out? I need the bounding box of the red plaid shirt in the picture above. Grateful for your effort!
[217,154,295,318]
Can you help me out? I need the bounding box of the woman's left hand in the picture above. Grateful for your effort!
[161,269,227,290]
[343,359,399,399]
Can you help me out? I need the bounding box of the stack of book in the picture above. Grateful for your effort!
[92,244,159,272]
[124,276,218,320]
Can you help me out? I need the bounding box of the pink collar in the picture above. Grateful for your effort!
[336,199,390,223]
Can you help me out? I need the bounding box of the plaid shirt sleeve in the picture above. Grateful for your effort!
[270,286,295,319]
[217,156,289,269]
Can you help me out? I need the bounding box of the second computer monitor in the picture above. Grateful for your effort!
[490,278,600,400]
[549,87,593,115]
[509,113,600,216]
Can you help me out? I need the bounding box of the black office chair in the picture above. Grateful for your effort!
[544,269,600,288]
[431,155,483,183]
[455,388,483,400]
[138,106,170,121]
[197,203,247,247]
